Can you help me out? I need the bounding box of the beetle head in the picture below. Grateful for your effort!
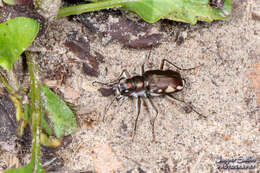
[117,78,134,96]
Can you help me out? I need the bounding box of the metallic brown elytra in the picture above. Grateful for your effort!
[93,54,205,141]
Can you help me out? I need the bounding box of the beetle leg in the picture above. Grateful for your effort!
[119,69,131,79]
[160,59,168,70]
[166,94,207,119]
[160,59,182,70]
[146,97,159,142]
[160,59,202,71]
[147,50,152,60]
[140,50,152,75]
[140,64,145,75]
[132,96,141,141]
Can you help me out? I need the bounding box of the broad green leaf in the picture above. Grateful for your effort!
[124,0,231,24]
[3,160,45,173]
[0,17,39,70]
[58,0,231,24]
[166,0,231,24]
[41,85,77,138]
[41,114,53,136]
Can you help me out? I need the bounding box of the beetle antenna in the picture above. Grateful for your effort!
[166,94,206,119]
[118,96,128,107]
[92,80,118,87]
[93,75,127,87]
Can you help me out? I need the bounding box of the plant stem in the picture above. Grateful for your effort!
[26,52,42,168]
[57,0,137,17]
[0,72,16,94]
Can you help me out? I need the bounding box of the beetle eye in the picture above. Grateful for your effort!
[124,89,129,93]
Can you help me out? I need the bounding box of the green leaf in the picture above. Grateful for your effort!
[0,17,39,70]
[165,0,231,24]
[41,114,53,136]
[58,0,231,24]
[41,85,77,138]
[3,160,45,173]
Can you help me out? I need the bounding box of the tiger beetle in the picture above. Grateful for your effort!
[93,52,206,141]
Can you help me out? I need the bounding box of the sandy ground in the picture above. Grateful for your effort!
[2,0,260,172]
[44,0,259,172]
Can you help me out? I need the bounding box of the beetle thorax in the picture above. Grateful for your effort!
[117,76,147,97]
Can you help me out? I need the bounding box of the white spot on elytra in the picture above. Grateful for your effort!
[165,86,176,93]
[177,86,183,90]
[158,89,163,93]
